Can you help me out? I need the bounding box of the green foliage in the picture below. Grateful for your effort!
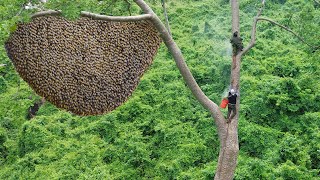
[0,0,319,179]
[0,127,8,164]
[235,156,275,179]
[279,133,311,167]
[0,76,7,93]
[275,160,317,180]
[239,120,282,159]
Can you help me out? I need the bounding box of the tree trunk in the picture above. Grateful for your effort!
[215,122,239,179]
[213,1,242,179]
[215,54,240,179]
[134,0,240,179]
[134,0,317,179]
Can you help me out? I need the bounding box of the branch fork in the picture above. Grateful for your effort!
[241,0,317,56]
[30,1,234,179]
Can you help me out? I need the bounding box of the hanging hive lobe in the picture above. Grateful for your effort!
[5,15,162,116]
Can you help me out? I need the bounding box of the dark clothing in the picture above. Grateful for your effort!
[227,92,238,122]
[230,32,243,55]
[228,92,237,104]
[227,103,236,121]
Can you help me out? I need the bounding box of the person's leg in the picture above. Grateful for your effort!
[229,104,237,120]
[227,104,232,119]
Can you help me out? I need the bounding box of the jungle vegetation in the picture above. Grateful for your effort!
[0,0,319,179]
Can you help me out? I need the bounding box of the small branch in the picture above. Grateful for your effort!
[124,0,132,16]
[15,5,25,16]
[27,97,46,120]
[240,0,265,56]
[104,0,132,15]
[81,11,152,21]
[257,17,319,49]
[161,0,171,36]
[241,0,319,56]
[106,0,117,14]
[31,10,61,18]
[11,1,29,18]
[257,0,265,16]
[240,17,258,56]
[0,64,7,67]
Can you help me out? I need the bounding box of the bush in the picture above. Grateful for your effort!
[18,121,54,156]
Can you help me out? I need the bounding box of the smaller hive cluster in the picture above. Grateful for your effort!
[5,15,162,115]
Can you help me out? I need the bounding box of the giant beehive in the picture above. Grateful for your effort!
[5,14,162,116]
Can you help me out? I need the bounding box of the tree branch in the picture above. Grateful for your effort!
[231,0,240,33]
[106,0,117,14]
[241,0,318,56]
[0,64,7,67]
[240,17,258,56]
[15,5,25,17]
[124,0,132,16]
[80,11,152,21]
[31,10,61,18]
[161,0,171,36]
[240,0,265,56]
[257,17,319,49]
[134,0,226,132]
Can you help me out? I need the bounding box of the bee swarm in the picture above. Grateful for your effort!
[5,15,162,116]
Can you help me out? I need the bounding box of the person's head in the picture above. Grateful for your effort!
[230,89,235,95]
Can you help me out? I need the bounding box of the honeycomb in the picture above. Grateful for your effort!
[5,15,162,116]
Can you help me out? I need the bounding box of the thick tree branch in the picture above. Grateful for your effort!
[81,11,152,21]
[134,0,226,134]
[32,10,152,21]
[31,10,61,18]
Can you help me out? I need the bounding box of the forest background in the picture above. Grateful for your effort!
[0,0,319,179]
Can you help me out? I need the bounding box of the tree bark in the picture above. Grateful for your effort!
[26,98,46,120]
[134,0,238,179]
[31,10,61,18]
[133,0,317,179]
[214,0,241,179]
[241,1,319,56]
[133,0,226,132]
[161,0,171,36]
[81,11,152,21]
[256,17,319,50]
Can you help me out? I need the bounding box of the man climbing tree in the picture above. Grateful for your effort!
[133,0,319,179]
[227,89,238,123]
[230,31,243,55]
[3,0,318,179]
